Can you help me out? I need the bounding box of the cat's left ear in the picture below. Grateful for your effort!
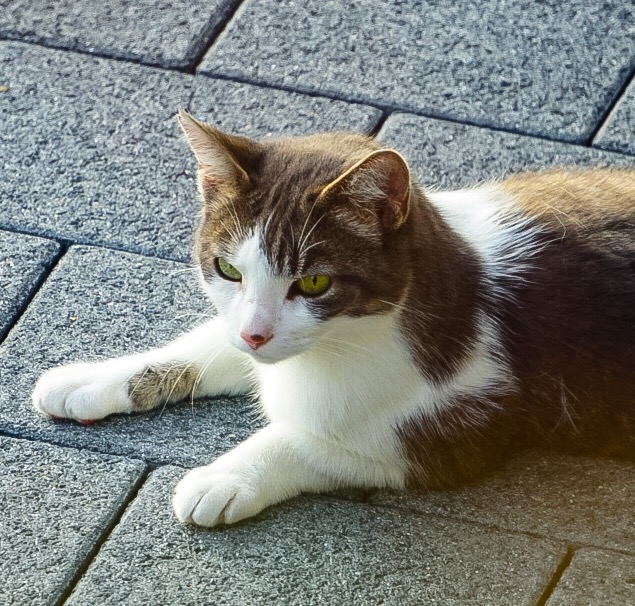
[176,109,260,199]
[318,149,411,231]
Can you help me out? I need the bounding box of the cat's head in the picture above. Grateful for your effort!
[178,110,415,363]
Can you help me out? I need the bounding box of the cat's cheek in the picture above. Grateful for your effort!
[202,279,237,313]
[261,322,322,362]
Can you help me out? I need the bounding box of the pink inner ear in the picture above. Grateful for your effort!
[200,173,222,194]
[373,154,410,229]
[198,169,230,199]
[201,173,221,189]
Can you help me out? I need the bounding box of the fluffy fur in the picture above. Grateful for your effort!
[32,112,635,527]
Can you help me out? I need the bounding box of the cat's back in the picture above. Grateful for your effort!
[498,168,635,314]
[500,168,635,253]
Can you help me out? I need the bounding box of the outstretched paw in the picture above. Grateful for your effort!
[32,362,132,423]
[172,463,269,528]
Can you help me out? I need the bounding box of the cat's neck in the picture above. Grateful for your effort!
[398,186,485,382]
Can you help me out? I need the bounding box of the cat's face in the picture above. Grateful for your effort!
[178,111,413,363]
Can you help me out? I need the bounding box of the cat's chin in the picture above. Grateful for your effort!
[245,350,298,365]
[231,340,307,365]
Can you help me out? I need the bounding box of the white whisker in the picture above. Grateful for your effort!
[298,196,321,254]
[299,212,328,261]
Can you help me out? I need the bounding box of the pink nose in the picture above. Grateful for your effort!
[240,331,273,351]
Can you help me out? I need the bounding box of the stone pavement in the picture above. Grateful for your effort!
[0,1,633,604]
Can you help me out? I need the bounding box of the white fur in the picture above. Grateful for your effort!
[429,185,545,301]
[33,183,534,528]
[33,318,252,421]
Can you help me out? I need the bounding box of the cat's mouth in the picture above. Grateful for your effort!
[243,346,289,364]
[233,335,311,364]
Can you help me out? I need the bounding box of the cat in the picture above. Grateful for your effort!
[32,109,635,528]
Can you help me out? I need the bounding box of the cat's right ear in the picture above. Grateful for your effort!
[176,109,258,199]
[317,149,412,231]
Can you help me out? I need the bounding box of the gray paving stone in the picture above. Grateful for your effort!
[378,113,635,190]
[0,0,239,69]
[594,80,635,156]
[370,453,635,554]
[546,549,635,606]
[201,0,635,142]
[0,245,263,466]
[0,436,145,606]
[0,41,380,261]
[66,465,565,606]
[0,229,60,341]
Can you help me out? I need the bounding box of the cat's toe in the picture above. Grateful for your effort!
[32,368,82,419]
[62,384,117,422]
[172,467,263,527]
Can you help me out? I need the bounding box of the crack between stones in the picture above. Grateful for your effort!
[533,547,574,606]
[3,37,635,156]
[0,34,189,72]
[54,466,152,606]
[368,498,635,558]
[0,425,201,470]
[193,70,635,153]
[0,224,192,265]
[0,241,68,346]
[185,0,249,75]
[586,63,635,145]
[368,112,390,138]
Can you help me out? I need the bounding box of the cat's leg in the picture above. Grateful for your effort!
[172,422,407,527]
[32,317,252,423]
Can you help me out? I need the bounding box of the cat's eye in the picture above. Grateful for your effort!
[294,274,330,297]
[215,257,242,282]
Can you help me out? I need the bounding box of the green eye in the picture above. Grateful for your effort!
[215,257,242,281]
[294,274,330,296]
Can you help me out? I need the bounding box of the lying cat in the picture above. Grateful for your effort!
[33,110,635,527]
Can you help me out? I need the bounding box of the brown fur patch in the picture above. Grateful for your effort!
[399,395,514,488]
[128,364,197,412]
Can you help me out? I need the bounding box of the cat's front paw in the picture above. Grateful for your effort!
[172,463,270,527]
[32,362,132,423]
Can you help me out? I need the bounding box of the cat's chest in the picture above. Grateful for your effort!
[253,311,511,449]
[255,330,435,438]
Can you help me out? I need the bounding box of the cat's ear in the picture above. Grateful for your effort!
[318,149,411,230]
[176,109,259,199]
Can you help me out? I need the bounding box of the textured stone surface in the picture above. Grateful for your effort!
[378,113,635,190]
[0,246,263,466]
[0,229,60,341]
[0,436,145,606]
[0,0,240,69]
[546,549,635,606]
[66,466,565,606]
[201,0,635,142]
[0,41,380,261]
[370,453,635,554]
[594,79,635,155]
